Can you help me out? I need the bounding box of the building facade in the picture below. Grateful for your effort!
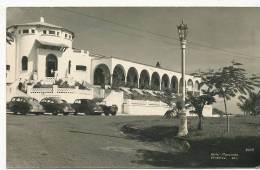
[6,17,210,116]
[7,17,200,92]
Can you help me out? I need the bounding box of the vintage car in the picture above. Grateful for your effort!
[99,104,118,116]
[40,97,75,115]
[8,96,45,115]
[71,99,104,115]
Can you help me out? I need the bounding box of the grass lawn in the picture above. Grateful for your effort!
[7,114,260,168]
[121,115,260,168]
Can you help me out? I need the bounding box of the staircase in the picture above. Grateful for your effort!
[6,82,29,102]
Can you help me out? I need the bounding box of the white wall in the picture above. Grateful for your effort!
[202,105,213,117]
[6,42,16,83]
[123,103,169,116]
[104,91,124,113]
[27,85,93,103]
[69,50,91,82]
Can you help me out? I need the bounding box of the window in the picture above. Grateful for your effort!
[31,29,35,33]
[6,65,10,71]
[57,32,60,36]
[65,33,67,38]
[21,56,28,71]
[43,30,47,34]
[49,30,55,35]
[69,35,71,39]
[18,30,21,34]
[76,65,87,71]
[22,29,29,34]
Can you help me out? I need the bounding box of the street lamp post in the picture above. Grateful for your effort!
[177,20,188,136]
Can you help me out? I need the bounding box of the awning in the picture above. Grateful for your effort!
[36,40,69,51]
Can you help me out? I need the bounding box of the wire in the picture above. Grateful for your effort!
[58,7,260,60]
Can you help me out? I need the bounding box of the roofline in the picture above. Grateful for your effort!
[7,24,75,38]
[89,52,195,78]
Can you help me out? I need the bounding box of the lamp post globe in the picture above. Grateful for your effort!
[177,19,188,137]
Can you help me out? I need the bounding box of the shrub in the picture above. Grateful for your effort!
[213,108,225,117]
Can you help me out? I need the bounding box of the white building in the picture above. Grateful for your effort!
[6,17,209,116]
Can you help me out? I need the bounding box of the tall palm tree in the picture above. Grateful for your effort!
[238,91,260,116]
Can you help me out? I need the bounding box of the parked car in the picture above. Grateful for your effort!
[99,104,118,116]
[40,97,75,115]
[7,96,45,115]
[72,99,104,115]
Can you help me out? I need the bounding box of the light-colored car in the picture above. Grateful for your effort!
[7,96,45,115]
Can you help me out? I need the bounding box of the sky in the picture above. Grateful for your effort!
[6,7,260,114]
[7,7,260,75]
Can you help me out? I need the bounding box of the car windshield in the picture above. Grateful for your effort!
[14,98,26,102]
[61,100,67,104]
[74,100,81,104]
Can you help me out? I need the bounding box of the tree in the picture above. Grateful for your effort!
[160,89,188,119]
[188,93,216,130]
[156,62,161,68]
[111,73,125,90]
[237,91,260,116]
[192,61,260,132]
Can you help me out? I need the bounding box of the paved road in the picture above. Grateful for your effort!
[7,114,162,168]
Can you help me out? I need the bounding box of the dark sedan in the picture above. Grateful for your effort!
[40,97,75,115]
[72,99,104,115]
[99,104,118,116]
[8,96,45,115]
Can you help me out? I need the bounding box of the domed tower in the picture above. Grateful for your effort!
[6,17,75,83]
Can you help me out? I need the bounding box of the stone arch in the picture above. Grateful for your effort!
[126,67,138,88]
[161,74,170,91]
[46,54,57,77]
[139,69,150,89]
[151,72,160,91]
[94,64,111,88]
[171,76,178,93]
[112,64,126,88]
[187,79,194,92]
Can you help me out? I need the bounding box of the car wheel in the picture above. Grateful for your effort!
[104,111,110,116]
[74,112,78,116]
[20,108,28,115]
[53,111,58,116]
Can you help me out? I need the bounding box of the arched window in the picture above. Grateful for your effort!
[22,56,28,71]
[46,54,58,77]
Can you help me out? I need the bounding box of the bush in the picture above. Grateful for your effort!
[59,81,71,88]
[213,108,225,117]
[33,82,52,88]
[54,79,63,86]
[75,81,88,89]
